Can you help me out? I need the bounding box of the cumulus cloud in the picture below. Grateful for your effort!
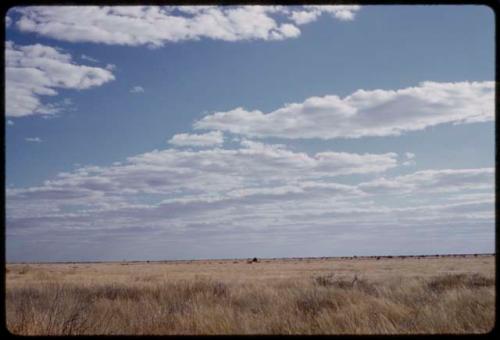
[5,41,115,117]
[194,81,494,139]
[129,85,145,93]
[169,131,224,147]
[289,10,320,25]
[25,137,42,143]
[290,5,360,24]
[306,5,360,21]
[11,5,360,47]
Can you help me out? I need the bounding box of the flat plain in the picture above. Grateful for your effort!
[5,255,495,335]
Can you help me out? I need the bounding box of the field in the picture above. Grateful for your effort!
[5,255,495,335]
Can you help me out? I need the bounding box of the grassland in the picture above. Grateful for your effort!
[5,255,495,335]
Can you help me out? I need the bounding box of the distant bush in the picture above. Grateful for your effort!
[18,266,30,275]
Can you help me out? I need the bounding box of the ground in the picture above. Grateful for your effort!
[5,254,495,335]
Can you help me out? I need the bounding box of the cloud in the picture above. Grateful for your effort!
[402,152,416,166]
[169,131,224,147]
[81,54,99,62]
[12,6,360,47]
[358,168,494,194]
[7,165,494,260]
[6,133,493,259]
[129,85,145,93]
[402,161,415,167]
[290,5,360,24]
[5,41,115,117]
[405,152,415,160]
[289,10,321,25]
[194,81,494,139]
[6,141,399,221]
[303,5,360,21]
[7,120,14,126]
[9,135,492,238]
[25,137,42,143]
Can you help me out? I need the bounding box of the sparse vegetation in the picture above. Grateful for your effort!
[5,256,495,335]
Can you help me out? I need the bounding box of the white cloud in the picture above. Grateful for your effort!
[6,133,493,259]
[405,152,415,159]
[402,161,415,167]
[402,152,416,166]
[5,41,115,117]
[358,168,494,194]
[10,140,491,243]
[6,141,400,221]
[289,5,361,25]
[303,5,361,21]
[81,54,99,62]
[194,81,494,139]
[7,120,14,126]
[130,85,145,93]
[7,162,493,258]
[12,5,360,47]
[169,131,224,147]
[6,15,12,27]
[25,137,42,143]
[290,11,321,25]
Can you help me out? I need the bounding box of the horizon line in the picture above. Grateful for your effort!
[6,252,496,265]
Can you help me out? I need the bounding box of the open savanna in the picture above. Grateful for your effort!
[5,255,495,335]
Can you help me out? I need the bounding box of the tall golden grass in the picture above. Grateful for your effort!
[5,256,495,335]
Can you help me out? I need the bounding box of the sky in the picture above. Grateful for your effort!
[4,5,495,262]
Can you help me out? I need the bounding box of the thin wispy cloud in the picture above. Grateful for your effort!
[405,152,415,160]
[358,168,494,195]
[130,86,145,93]
[81,54,99,63]
[402,152,416,166]
[25,137,42,143]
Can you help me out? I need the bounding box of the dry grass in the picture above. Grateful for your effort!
[5,255,495,335]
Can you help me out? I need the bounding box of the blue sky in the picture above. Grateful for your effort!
[5,5,495,262]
